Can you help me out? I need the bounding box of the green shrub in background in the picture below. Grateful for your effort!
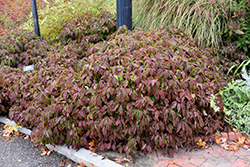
[221,0,250,56]
[21,0,116,41]
[211,60,250,137]
[132,0,230,48]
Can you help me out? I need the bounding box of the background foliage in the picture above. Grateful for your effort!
[21,0,116,41]
[0,0,53,30]
[221,0,250,57]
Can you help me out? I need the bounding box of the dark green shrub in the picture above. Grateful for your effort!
[8,26,229,155]
[0,30,53,68]
[212,43,247,78]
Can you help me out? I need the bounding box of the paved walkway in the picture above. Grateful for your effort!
[146,145,250,167]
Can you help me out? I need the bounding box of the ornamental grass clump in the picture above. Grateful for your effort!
[132,0,230,48]
[4,26,230,155]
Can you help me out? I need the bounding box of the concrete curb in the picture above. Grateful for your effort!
[0,116,123,167]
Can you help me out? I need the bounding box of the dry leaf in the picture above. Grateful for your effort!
[24,135,29,140]
[220,143,229,150]
[245,138,250,145]
[114,156,123,163]
[114,156,132,163]
[3,123,21,137]
[89,147,96,153]
[89,140,96,147]
[236,137,246,147]
[59,159,66,167]
[228,145,239,152]
[5,137,11,142]
[67,164,72,167]
[77,162,86,167]
[221,137,227,143]
[47,150,52,156]
[40,150,48,156]
[169,160,176,164]
[215,136,222,144]
[13,131,20,138]
[197,139,206,147]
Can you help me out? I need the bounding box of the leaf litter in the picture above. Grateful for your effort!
[215,133,250,152]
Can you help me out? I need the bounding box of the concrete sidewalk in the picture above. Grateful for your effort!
[146,145,250,167]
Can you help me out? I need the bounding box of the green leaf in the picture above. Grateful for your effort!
[243,45,248,52]
[235,30,245,35]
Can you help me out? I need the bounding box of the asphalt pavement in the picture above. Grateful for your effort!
[0,122,157,167]
[0,123,79,167]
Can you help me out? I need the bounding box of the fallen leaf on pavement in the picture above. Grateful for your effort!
[236,136,246,147]
[5,137,11,142]
[220,143,229,150]
[3,123,21,137]
[58,159,66,167]
[215,136,222,144]
[221,137,227,143]
[40,150,48,156]
[197,139,206,147]
[245,138,250,145]
[77,162,86,167]
[47,150,52,156]
[24,135,29,140]
[89,147,96,153]
[228,145,239,152]
[114,156,132,163]
[13,131,20,138]
[114,156,123,163]
[169,160,176,164]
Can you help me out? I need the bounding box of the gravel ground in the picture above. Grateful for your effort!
[0,122,157,167]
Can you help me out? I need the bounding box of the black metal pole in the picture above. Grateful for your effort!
[31,0,40,36]
[116,0,132,30]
